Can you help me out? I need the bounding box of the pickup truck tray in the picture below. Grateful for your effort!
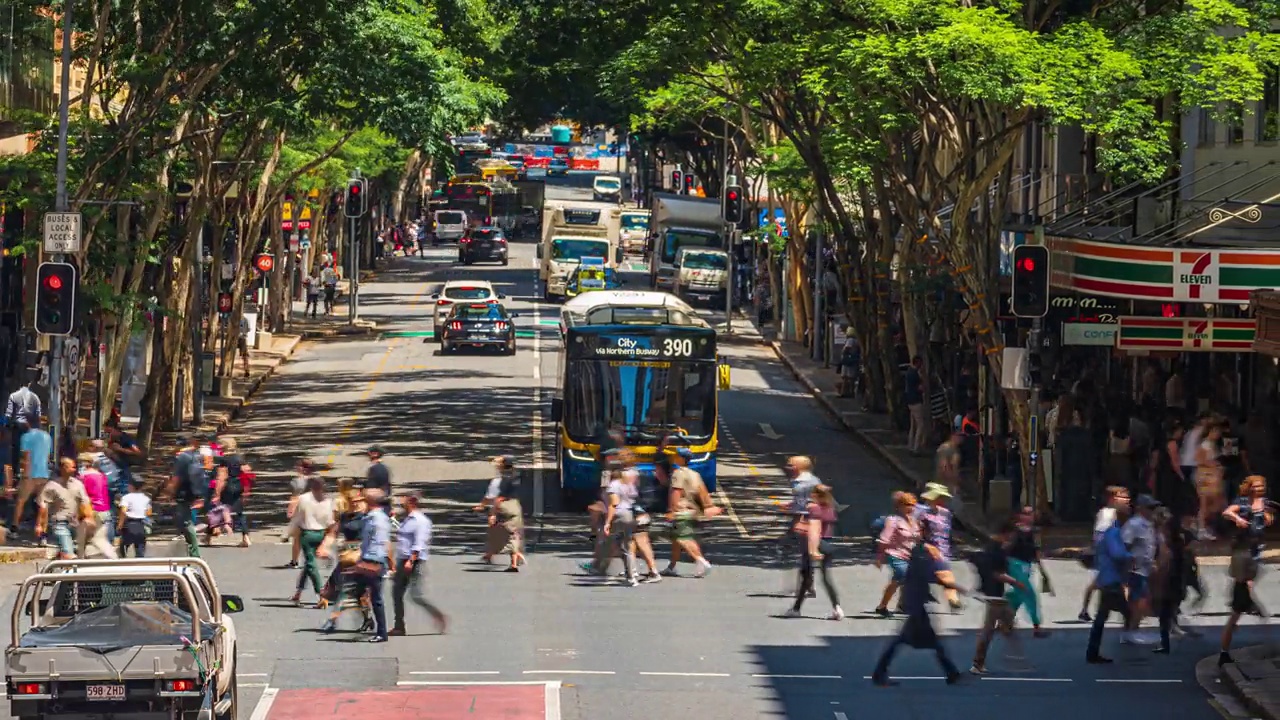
[19,603,215,654]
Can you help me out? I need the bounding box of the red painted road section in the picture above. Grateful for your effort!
[267,686,546,720]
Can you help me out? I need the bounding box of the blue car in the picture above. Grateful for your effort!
[548,158,569,176]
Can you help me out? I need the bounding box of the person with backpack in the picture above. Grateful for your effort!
[210,436,252,548]
[1219,475,1273,666]
[167,435,205,557]
[657,447,722,578]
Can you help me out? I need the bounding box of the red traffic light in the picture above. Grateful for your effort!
[349,184,361,195]
[727,191,738,200]
[43,275,63,291]
[1018,257,1036,272]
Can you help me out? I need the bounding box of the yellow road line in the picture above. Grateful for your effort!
[323,339,401,467]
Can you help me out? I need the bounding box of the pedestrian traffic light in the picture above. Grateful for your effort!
[344,178,366,218]
[683,173,695,194]
[34,261,77,335]
[670,169,681,191]
[1011,244,1050,317]
[723,184,743,224]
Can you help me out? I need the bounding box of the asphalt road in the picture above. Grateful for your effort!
[0,175,1271,719]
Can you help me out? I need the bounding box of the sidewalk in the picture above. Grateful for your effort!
[287,267,380,338]
[1200,645,1280,720]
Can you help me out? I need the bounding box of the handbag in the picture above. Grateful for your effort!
[352,560,383,578]
[339,548,361,567]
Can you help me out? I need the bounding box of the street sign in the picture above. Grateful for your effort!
[217,292,232,314]
[42,212,82,253]
[254,254,274,273]
[300,238,312,250]
[289,233,300,252]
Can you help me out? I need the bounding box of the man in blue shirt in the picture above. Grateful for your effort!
[390,492,448,636]
[354,489,392,642]
[1086,501,1133,664]
[14,417,52,533]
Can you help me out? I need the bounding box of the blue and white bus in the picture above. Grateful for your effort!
[550,291,728,508]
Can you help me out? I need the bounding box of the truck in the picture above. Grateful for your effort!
[673,246,730,305]
[538,206,622,302]
[618,209,650,254]
[513,179,546,241]
[648,193,726,292]
[6,558,246,720]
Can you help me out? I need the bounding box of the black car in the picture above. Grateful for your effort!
[459,226,509,265]
[441,302,517,354]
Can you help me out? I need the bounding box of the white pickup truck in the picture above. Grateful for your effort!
[6,558,245,720]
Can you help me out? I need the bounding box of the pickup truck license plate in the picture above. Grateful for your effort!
[86,684,125,701]
[695,294,711,301]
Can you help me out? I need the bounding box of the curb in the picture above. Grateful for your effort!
[767,340,992,543]
[0,547,51,564]
[1214,645,1280,720]
[299,322,379,339]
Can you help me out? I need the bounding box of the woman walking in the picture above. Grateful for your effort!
[870,537,964,685]
[211,436,252,548]
[783,484,843,620]
[1220,475,1273,665]
[1153,507,1189,654]
[1007,506,1050,638]
[875,492,921,617]
[1195,422,1225,539]
[487,455,526,572]
[115,477,151,557]
[76,452,117,559]
[290,476,336,606]
[321,481,371,631]
[1154,420,1186,515]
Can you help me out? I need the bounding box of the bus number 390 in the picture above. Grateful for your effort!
[662,338,693,356]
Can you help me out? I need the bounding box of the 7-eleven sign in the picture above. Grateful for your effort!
[1174,250,1219,302]
[1186,319,1210,349]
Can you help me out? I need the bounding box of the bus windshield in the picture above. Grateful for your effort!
[552,238,609,261]
[662,230,720,264]
[563,359,717,443]
[621,214,648,231]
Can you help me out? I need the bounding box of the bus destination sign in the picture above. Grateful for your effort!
[572,332,715,360]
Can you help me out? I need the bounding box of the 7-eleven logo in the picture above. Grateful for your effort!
[1187,320,1210,348]
[1177,251,1216,301]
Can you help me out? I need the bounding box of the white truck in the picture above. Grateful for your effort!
[673,247,730,305]
[618,209,650,255]
[6,558,246,720]
[648,193,726,292]
[538,206,622,302]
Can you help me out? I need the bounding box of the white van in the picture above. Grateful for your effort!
[592,175,623,203]
[433,209,468,243]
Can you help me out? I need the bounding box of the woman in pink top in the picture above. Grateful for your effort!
[76,452,117,559]
[784,484,843,620]
[875,491,921,617]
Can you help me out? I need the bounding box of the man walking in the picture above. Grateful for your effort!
[905,356,926,453]
[1086,499,1133,664]
[365,446,391,495]
[168,435,204,557]
[390,491,447,636]
[14,417,52,535]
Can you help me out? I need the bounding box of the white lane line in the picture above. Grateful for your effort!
[980,677,1072,682]
[239,683,269,688]
[1095,679,1183,684]
[247,687,278,720]
[860,675,944,680]
[533,365,541,380]
[239,673,269,678]
[523,670,616,675]
[716,488,751,539]
[394,676,545,681]
[408,671,501,675]
[638,672,731,678]
[531,297,545,517]
[752,674,843,680]
[835,713,849,720]
[545,680,562,720]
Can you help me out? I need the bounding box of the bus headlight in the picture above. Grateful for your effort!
[685,452,712,464]
[566,448,595,462]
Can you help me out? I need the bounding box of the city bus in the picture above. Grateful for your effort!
[444,181,520,234]
[550,290,730,508]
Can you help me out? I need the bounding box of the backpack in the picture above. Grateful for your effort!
[869,515,887,554]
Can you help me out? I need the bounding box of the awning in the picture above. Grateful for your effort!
[1116,316,1255,352]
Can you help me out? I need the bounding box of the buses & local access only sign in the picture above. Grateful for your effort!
[42,212,82,253]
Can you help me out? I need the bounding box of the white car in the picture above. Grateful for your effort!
[432,280,505,339]
[592,175,622,202]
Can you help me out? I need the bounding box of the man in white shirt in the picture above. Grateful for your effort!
[390,491,447,636]
[320,264,339,314]
[1120,495,1159,644]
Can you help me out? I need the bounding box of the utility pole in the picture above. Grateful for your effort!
[723,173,736,336]
[345,174,366,324]
[47,0,74,451]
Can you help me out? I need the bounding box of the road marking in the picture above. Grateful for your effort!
[1094,679,1183,684]
[397,681,553,686]
[716,488,751,539]
[408,671,501,675]
[239,683,269,688]
[533,365,541,380]
[758,423,783,440]
[523,670,616,675]
[531,296,545,516]
[860,675,944,680]
[752,674,843,680]
[322,338,400,467]
[638,672,731,678]
[835,713,848,720]
[247,686,278,720]
[239,673,269,678]
[979,677,1072,682]
[545,680,562,720]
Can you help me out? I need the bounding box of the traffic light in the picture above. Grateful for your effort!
[723,184,743,224]
[683,173,695,194]
[1011,244,1050,317]
[670,169,681,191]
[34,262,77,335]
[344,178,366,218]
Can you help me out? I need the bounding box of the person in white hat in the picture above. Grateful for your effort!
[916,483,961,609]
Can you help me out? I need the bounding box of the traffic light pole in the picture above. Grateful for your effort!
[348,215,358,324]
[1026,225,1047,510]
[46,0,74,449]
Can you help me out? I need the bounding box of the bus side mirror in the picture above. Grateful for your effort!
[550,398,563,422]
[718,363,731,390]
[536,245,544,259]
